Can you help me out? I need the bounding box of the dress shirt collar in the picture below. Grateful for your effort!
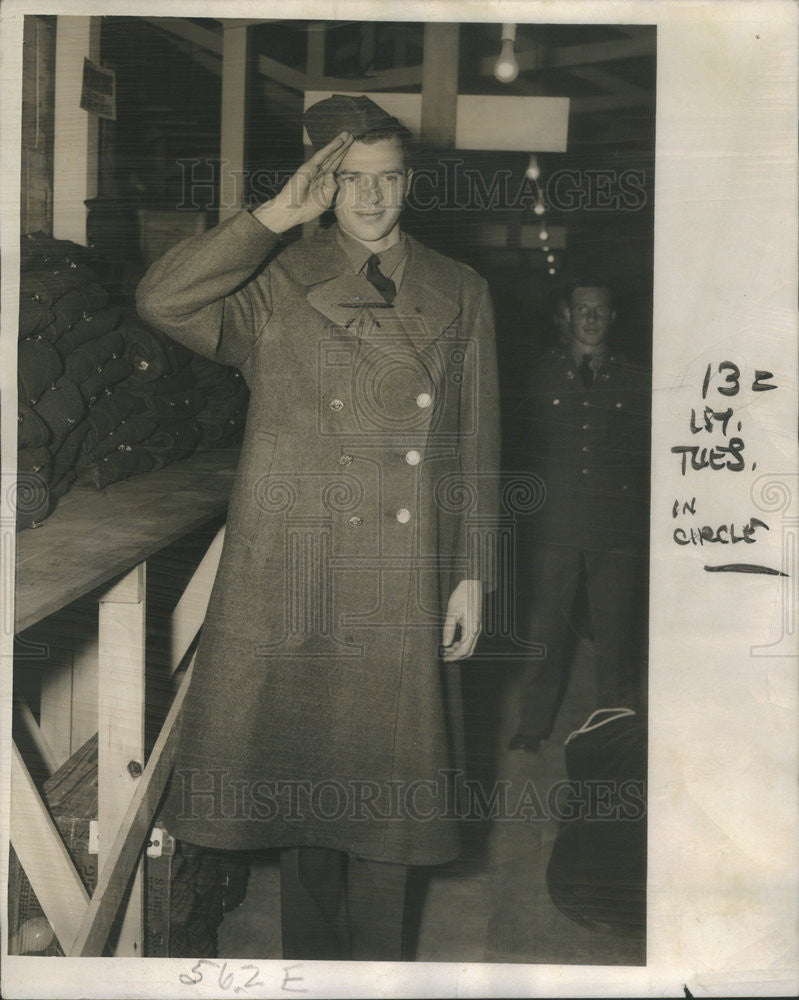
[336,225,408,286]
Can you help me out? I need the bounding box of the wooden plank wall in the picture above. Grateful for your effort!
[21,15,56,235]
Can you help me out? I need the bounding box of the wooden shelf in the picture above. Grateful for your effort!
[15,446,239,634]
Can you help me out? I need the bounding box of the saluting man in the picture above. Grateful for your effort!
[136,95,500,960]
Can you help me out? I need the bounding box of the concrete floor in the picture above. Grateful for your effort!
[216,637,646,966]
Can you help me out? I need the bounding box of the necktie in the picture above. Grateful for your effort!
[365,254,396,304]
[579,354,595,389]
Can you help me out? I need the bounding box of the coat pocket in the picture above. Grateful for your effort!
[228,429,278,548]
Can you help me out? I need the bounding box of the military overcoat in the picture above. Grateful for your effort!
[136,211,500,865]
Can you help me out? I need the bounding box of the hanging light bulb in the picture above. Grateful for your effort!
[542,245,550,252]
[546,253,555,263]
[525,154,540,181]
[494,24,519,84]
[533,200,546,216]
[548,267,556,275]
[539,228,549,241]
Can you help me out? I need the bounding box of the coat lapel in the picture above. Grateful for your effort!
[283,226,462,354]
[394,234,462,354]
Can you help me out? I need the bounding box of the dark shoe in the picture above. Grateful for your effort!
[508,734,542,752]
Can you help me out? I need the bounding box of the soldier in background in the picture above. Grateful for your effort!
[508,278,650,752]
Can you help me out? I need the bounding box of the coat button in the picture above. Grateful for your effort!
[405,450,421,466]
[330,398,345,411]
[339,454,354,466]
[396,508,411,524]
[416,392,432,409]
[348,516,364,528]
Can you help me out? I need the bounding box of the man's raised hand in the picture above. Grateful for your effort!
[253,131,354,233]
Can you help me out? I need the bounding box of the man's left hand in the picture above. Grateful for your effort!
[441,579,483,661]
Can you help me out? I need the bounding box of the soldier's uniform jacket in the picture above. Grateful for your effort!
[509,346,650,554]
[136,210,500,865]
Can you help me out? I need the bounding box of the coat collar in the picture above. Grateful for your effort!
[284,225,461,353]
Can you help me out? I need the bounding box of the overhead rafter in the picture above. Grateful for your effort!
[571,90,655,115]
[616,25,657,38]
[143,16,423,95]
[545,34,655,69]
[478,32,654,77]
[566,65,651,104]
[141,17,654,119]
[141,16,221,54]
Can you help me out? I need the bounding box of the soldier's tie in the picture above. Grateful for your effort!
[579,353,595,389]
[365,254,396,304]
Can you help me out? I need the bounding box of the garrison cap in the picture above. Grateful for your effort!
[303,94,399,149]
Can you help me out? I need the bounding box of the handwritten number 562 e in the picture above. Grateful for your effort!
[179,960,263,992]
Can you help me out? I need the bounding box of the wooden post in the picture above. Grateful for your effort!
[52,16,101,244]
[14,696,57,776]
[10,744,90,954]
[219,22,249,221]
[70,657,195,957]
[98,563,146,956]
[37,644,75,768]
[421,23,460,148]
[170,525,226,674]
[306,21,326,87]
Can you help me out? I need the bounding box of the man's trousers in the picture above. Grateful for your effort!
[279,847,408,961]
[514,542,642,741]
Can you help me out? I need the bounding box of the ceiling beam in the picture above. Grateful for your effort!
[571,91,655,115]
[566,65,650,101]
[257,53,307,91]
[142,17,222,54]
[546,34,656,69]
[311,64,423,91]
[143,17,653,116]
[261,78,304,125]
[616,25,656,38]
[258,53,423,94]
[478,33,654,78]
[146,27,221,77]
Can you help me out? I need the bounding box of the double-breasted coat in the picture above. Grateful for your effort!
[136,211,500,865]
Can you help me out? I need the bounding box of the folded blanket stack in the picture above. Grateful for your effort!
[17,233,249,528]
[74,308,198,490]
[191,354,250,448]
[16,234,130,528]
